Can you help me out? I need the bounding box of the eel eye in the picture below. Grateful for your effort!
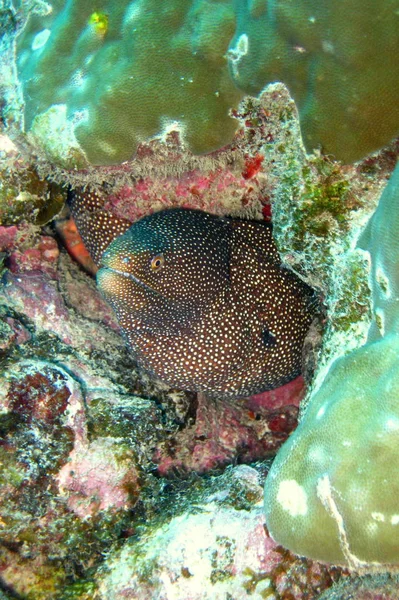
[150,253,165,271]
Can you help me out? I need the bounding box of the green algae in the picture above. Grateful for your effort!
[0,166,65,226]
[283,156,355,251]
[87,395,158,450]
[55,580,97,600]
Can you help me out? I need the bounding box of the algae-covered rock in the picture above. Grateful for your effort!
[264,163,399,567]
[318,572,399,600]
[96,466,345,599]
[0,136,65,225]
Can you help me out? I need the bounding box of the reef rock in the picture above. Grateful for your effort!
[264,163,399,568]
[96,466,345,600]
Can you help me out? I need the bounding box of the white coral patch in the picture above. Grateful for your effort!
[70,70,88,90]
[276,480,308,517]
[227,34,249,79]
[158,119,186,146]
[98,141,118,156]
[72,108,89,126]
[371,512,385,522]
[123,0,145,30]
[307,444,327,466]
[32,28,51,50]
[385,417,399,431]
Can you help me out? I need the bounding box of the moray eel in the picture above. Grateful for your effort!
[68,189,320,398]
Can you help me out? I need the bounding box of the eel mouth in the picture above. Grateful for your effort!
[96,265,160,296]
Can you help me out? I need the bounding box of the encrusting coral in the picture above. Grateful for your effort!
[264,163,399,568]
[15,0,241,166]
[229,0,399,163]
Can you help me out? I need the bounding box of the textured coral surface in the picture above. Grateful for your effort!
[11,0,399,166]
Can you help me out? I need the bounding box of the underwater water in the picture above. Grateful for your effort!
[0,1,398,598]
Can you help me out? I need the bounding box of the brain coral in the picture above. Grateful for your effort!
[14,0,399,166]
[263,163,399,568]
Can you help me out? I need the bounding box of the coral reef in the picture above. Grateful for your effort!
[1,1,399,593]
[0,140,312,595]
[155,382,303,475]
[7,0,399,166]
[264,164,399,567]
[0,154,64,226]
[1,73,397,594]
[95,466,346,599]
[0,359,149,598]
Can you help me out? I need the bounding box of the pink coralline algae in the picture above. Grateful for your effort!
[57,437,140,519]
[104,166,259,222]
[8,234,59,277]
[155,380,303,475]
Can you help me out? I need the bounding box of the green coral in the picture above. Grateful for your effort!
[263,163,399,567]
[13,0,399,166]
[16,0,241,165]
[229,0,399,163]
